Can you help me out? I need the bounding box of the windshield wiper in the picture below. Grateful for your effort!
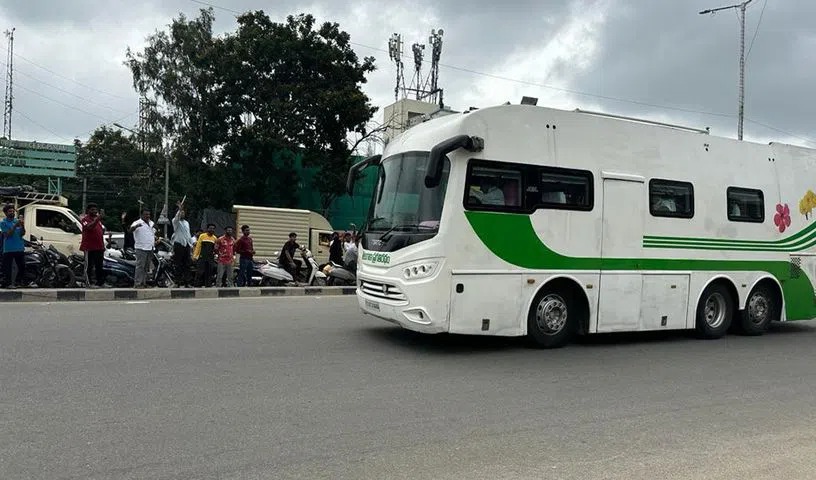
[379,223,437,242]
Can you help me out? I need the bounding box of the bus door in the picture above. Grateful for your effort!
[597,173,646,332]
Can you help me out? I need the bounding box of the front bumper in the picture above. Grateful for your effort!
[356,274,448,334]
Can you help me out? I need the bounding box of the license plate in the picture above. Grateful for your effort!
[365,300,380,311]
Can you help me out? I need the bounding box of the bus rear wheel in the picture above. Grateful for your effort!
[695,283,734,339]
[527,286,580,349]
[736,284,777,336]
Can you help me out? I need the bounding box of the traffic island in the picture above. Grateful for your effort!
[0,286,358,303]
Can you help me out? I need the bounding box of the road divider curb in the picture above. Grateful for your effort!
[0,286,358,303]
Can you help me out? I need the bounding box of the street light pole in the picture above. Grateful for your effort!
[164,144,170,238]
[699,0,754,141]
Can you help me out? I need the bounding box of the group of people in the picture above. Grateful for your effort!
[2,196,358,289]
[166,200,256,288]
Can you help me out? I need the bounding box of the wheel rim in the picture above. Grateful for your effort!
[748,293,770,325]
[704,293,727,329]
[535,294,568,336]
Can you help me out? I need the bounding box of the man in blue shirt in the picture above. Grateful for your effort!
[1,204,26,288]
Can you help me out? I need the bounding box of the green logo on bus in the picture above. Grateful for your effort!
[362,251,391,265]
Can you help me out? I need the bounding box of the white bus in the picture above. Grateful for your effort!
[346,103,816,348]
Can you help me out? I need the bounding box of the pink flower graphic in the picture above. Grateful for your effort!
[774,203,791,233]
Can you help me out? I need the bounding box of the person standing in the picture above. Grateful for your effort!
[170,199,194,287]
[80,203,106,288]
[278,232,301,281]
[215,226,236,287]
[329,232,343,265]
[192,223,218,287]
[1,204,25,288]
[234,225,255,287]
[130,209,155,288]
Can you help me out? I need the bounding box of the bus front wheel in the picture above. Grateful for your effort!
[527,285,580,349]
[695,283,734,339]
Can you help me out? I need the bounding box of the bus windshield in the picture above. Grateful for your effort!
[365,151,450,234]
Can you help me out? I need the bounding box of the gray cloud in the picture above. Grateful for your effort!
[0,0,812,148]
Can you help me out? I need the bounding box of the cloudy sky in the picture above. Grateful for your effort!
[0,0,813,148]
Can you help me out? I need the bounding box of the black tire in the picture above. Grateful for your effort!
[695,283,734,339]
[55,265,75,288]
[326,276,335,286]
[37,270,55,289]
[527,286,581,349]
[156,270,175,289]
[736,284,777,336]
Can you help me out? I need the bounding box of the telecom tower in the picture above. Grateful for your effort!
[2,27,14,140]
[388,28,444,106]
[388,34,405,101]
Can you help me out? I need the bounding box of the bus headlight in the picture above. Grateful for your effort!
[403,261,439,280]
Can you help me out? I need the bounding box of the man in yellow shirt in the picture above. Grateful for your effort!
[192,223,218,287]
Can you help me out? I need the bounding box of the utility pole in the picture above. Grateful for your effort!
[699,0,754,141]
[3,27,15,140]
[82,177,88,213]
[163,144,170,238]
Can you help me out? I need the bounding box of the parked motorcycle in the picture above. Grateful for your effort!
[17,236,76,288]
[71,246,174,288]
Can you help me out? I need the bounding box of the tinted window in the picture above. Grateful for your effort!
[464,160,593,213]
[533,168,593,211]
[727,187,764,223]
[649,179,694,218]
[465,164,524,210]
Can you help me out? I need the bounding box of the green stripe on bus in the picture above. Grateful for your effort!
[642,220,816,247]
[464,210,816,321]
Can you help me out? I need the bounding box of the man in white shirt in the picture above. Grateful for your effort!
[343,235,359,269]
[171,199,194,287]
[130,208,156,288]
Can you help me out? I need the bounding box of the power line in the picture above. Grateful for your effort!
[0,46,129,101]
[190,0,241,15]
[14,82,116,124]
[746,0,768,60]
[0,59,131,116]
[14,108,73,142]
[744,117,815,146]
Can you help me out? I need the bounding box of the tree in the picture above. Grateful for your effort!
[125,9,377,213]
[74,127,164,220]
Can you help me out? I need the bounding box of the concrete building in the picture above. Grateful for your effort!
[382,98,457,144]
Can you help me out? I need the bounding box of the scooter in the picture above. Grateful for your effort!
[325,260,356,286]
[256,248,325,286]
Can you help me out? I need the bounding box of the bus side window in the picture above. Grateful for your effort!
[533,167,593,211]
[465,162,524,211]
[649,179,694,219]
[727,187,764,223]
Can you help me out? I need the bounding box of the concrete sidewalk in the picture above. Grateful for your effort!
[0,286,357,303]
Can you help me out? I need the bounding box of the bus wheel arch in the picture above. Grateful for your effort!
[737,277,783,335]
[526,277,590,348]
[694,276,739,339]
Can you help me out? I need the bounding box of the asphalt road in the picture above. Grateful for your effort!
[2,297,816,479]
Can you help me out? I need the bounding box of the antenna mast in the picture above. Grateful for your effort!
[426,29,443,105]
[390,28,445,107]
[388,34,405,101]
[3,27,14,140]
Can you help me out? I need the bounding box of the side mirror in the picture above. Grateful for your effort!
[346,154,382,195]
[425,135,484,188]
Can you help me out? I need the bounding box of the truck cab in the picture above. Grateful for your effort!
[1,186,83,255]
